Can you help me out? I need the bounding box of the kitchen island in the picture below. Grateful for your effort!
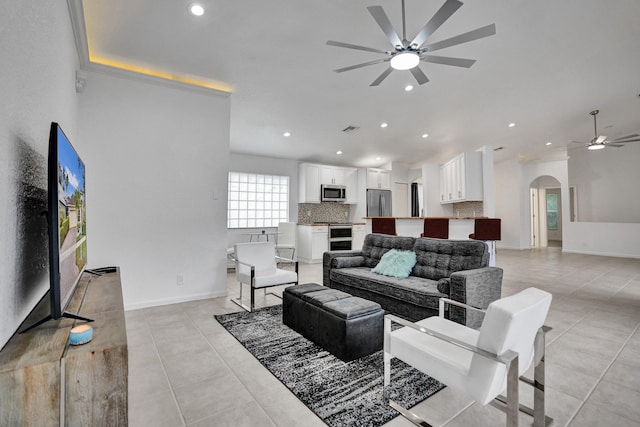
[363,216,484,239]
[364,217,500,265]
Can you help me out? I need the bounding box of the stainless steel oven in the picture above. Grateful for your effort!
[328,223,353,251]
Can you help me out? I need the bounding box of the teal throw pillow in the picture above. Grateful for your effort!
[372,249,417,278]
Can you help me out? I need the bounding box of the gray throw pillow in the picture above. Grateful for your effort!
[437,278,451,294]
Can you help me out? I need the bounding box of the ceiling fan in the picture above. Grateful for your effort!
[326,0,496,86]
[572,110,640,150]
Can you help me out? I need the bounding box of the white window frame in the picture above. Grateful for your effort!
[227,172,289,229]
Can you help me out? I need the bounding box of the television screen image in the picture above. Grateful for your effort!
[55,124,87,312]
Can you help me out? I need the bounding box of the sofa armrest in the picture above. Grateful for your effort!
[449,266,503,328]
[323,250,363,287]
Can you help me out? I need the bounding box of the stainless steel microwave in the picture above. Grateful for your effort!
[321,184,346,202]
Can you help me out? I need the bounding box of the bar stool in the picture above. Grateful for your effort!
[372,218,397,236]
[421,218,449,239]
[469,218,501,266]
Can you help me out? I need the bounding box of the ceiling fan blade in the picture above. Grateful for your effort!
[367,6,403,47]
[610,133,640,142]
[607,144,624,148]
[421,55,476,68]
[326,40,389,55]
[370,67,394,86]
[410,0,463,48]
[333,58,390,73]
[595,135,607,144]
[424,24,497,52]
[614,139,640,143]
[410,66,429,85]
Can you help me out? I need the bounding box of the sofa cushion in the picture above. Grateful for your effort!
[411,237,489,280]
[330,267,446,310]
[361,234,416,268]
[372,249,417,278]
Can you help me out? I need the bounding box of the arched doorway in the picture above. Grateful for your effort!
[529,175,562,248]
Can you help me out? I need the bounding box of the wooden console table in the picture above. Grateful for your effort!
[0,268,128,426]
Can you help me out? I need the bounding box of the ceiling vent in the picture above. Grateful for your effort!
[342,125,360,133]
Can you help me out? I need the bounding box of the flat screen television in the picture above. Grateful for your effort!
[22,122,92,332]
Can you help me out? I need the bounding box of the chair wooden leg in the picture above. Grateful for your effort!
[251,286,255,312]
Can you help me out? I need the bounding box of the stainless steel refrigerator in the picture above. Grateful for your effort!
[366,189,392,217]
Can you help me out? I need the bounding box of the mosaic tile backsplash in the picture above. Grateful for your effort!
[451,201,484,218]
[298,203,350,224]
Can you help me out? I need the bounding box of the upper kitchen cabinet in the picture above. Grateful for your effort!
[440,151,483,203]
[366,168,391,190]
[299,163,358,204]
[319,166,345,185]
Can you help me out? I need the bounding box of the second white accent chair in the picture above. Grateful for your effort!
[384,287,553,427]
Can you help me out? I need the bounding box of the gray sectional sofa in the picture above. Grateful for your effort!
[323,233,503,327]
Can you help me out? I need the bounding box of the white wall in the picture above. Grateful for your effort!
[568,143,640,223]
[0,1,80,349]
[77,70,231,310]
[494,158,525,249]
[227,153,299,249]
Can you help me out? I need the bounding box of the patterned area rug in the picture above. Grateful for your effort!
[215,305,444,427]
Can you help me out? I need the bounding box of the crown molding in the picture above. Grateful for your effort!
[65,0,230,98]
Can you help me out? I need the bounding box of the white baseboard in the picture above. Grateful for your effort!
[124,290,228,311]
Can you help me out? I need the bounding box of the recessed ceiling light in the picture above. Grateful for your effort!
[336,150,343,155]
[380,122,388,128]
[422,133,429,138]
[508,123,516,128]
[376,157,381,160]
[404,85,414,92]
[188,3,205,16]
[283,132,291,137]
[546,141,552,146]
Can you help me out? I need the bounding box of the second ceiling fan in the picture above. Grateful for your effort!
[327,0,496,86]
[572,110,640,150]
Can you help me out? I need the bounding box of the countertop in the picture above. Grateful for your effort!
[298,222,366,226]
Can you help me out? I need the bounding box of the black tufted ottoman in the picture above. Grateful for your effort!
[283,283,384,361]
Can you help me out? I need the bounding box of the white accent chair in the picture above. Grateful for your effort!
[232,241,298,312]
[275,222,297,260]
[384,287,552,427]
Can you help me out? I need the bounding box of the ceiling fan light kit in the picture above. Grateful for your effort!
[327,0,497,87]
[390,52,420,70]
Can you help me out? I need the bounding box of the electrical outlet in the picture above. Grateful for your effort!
[177,275,184,286]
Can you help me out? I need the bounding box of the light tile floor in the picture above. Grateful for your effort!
[126,248,640,426]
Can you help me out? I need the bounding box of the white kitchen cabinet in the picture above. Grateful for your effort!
[440,151,483,203]
[352,224,366,251]
[366,168,391,190]
[299,163,358,204]
[297,225,328,263]
[299,163,321,203]
[319,166,345,185]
